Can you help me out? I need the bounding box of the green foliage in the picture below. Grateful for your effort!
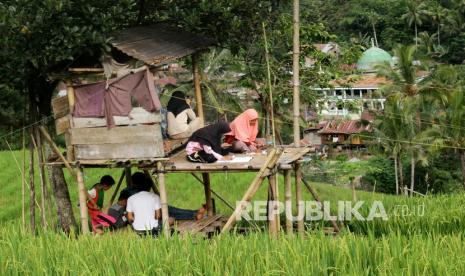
[363,156,397,194]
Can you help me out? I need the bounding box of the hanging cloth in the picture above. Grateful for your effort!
[73,69,162,127]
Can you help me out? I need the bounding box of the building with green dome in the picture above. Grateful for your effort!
[356,46,393,72]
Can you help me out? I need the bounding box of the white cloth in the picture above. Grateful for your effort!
[167,109,197,136]
[88,188,97,199]
[126,191,161,231]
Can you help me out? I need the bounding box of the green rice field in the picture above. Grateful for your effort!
[1,150,464,275]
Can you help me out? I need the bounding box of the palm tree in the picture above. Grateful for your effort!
[376,45,426,99]
[376,45,436,196]
[438,85,465,189]
[401,0,427,47]
[371,101,407,194]
[427,3,448,47]
[417,31,436,55]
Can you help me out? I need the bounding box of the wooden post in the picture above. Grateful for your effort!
[65,82,75,161]
[301,178,340,233]
[125,167,132,187]
[284,170,293,234]
[292,0,301,147]
[66,81,75,113]
[221,148,282,233]
[191,173,235,211]
[295,163,304,234]
[39,126,75,177]
[202,173,214,216]
[76,167,90,234]
[192,53,204,125]
[64,132,74,162]
[34,127,48,229]
[268,173,279,236]
[105,170,125,212]
[157,162,170,237]
[29,130,36,234]
[22,129,26,229]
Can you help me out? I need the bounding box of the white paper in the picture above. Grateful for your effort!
[217,156,253,163]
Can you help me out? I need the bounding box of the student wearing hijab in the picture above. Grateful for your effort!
[186,121,232,163]
[225,109,262,153]
[166,91,202,139]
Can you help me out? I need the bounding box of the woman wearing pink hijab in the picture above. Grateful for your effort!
[225,109,260,153]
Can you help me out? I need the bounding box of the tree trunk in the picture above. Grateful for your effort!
[398,157,404,194]
[410,155,415,197]
[394,156,399,195]
[414,23,418,47]
[48,165,77,234]
[460,151,465,190]
[437,24,440,46]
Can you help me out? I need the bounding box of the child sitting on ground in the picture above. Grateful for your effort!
[86,175,117,234]
[107,189,132,230]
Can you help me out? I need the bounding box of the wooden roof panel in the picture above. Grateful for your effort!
[112,24,215,65]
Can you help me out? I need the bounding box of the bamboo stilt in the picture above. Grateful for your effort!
[22,129,26,230]
[38,126,75,177]
[202,173,214,216]
[295,163,304,234]
[34,127,48,229]
[284,170,293,234]
[29,129,36,234]
[104,170,125,213]
[190,173,235,211]
[76,167,90,234]
[125,167,132,187]
[302,178,340,233]
[268,173,279,236]
[221,148,282,233]
[192,54,204,125]
[157,162,170,237]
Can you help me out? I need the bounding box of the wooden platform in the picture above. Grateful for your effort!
[161,147,311,173]
[46,146,312,172]
[174,215,229,237]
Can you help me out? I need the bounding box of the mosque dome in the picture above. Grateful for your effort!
[356,46,393,71]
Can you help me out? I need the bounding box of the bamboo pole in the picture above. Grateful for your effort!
[157,162,170,237]
[284,169,293,234]
[292,0,301,147]
[29,129,36,234]
[34,127,48,229]
[38,126,75,177]
[144,170,160,194]
[64,82,76,162]
[295,163,304,234]
[76,167,90,234]
[221,148,282,233]
[125,167,132,187]
[104,170,125,213]
[301,178,340,233]
[262,22,276,146]
[192,53,204,125]
[268,173,279,236]
[190,173,235,211]
[22,129,26,230]
[202,173,214,216]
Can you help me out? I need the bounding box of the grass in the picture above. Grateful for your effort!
[1,227,464,275]
[1,150,465,275]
